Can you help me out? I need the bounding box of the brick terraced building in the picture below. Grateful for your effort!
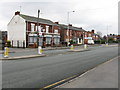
[8,11,96,48]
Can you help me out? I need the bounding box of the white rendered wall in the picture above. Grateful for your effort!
[7,15,26,47]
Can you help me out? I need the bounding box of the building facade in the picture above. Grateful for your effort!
[58,23,86,45]
[8,11,60,48]
[8,11,97,48]
[0,31,7,49]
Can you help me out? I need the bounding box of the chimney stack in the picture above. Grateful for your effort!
[91,30,95,33]
[15,11,20,15]
[69,24,72,26]
[55,22,59,24]
[79,27,82,29]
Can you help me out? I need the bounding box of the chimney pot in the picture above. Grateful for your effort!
[15,11,20,15]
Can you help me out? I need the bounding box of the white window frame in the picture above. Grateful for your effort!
[54,29,58,34]
[38,26,42,32]
[88,34,91,37]
[31,23,35,32]
[66,30,69,36]
[46,26,49,33]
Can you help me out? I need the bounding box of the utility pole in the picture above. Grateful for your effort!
[67,12,70,42]
[37,10,40,47]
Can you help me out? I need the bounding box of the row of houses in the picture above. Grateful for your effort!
[0,31,7,49]
[103,34,120,42]
[7,11,99,48]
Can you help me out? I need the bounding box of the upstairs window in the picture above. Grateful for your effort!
[66,30,69,36]
[38,26,42,32]
[54,29,58,34]
[88,34,91,37]
[31,23,35,32]
[46,26,49,33]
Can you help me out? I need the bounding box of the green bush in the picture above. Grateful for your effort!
[70,40,74,44]
[94,40,106,44]
[94,40,100,44]
[113,41,119,43]
[6,40,11,47]
[100,40,106,44]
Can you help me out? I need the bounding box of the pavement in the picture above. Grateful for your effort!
[69,48,90,52]
[0,45,89,60]
[0,44,102,54]
[1,54,46,60]
[0,44,118,60]
[0,46,71,54]
[55,56,118,88]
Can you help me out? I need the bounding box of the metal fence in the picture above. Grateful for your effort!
[11,40,25,48]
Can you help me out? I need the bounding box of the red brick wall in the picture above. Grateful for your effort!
[53,26,60,33]
[26,22,59,34]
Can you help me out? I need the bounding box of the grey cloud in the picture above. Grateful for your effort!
[0,1,118,35]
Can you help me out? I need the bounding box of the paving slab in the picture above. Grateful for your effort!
[0,54,46,60]
[69,49,90,52]
[56,56,118,88]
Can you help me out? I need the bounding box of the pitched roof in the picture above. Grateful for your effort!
[19,14,58,26]
[59,24,85,32]
[18,13,85,31]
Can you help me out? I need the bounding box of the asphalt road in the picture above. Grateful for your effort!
[2,46,118,88]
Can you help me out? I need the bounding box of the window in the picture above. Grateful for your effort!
[29,37,33,43]
[54,37,60,44]
[66,30,69,36]
[88,34,91,37]
[54,30,58,34]
[35,26,37,31]
[31,23,35,32]
[38,26,42,32]
[33,37,37,42]
[42,29,45,32]
[46,37,51,44]
[46,26,49,33]
[70,30,72,36]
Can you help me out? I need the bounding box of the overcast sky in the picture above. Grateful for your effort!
[0,0,119,36]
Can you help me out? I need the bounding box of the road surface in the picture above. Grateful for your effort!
[2,46,118,88]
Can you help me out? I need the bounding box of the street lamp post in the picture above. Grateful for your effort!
[106,25,109,45]
[37,10,40,47]
[106,25,112,46]
[67,11,75,44]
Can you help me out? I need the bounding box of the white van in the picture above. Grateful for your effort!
[88,40,94,45]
